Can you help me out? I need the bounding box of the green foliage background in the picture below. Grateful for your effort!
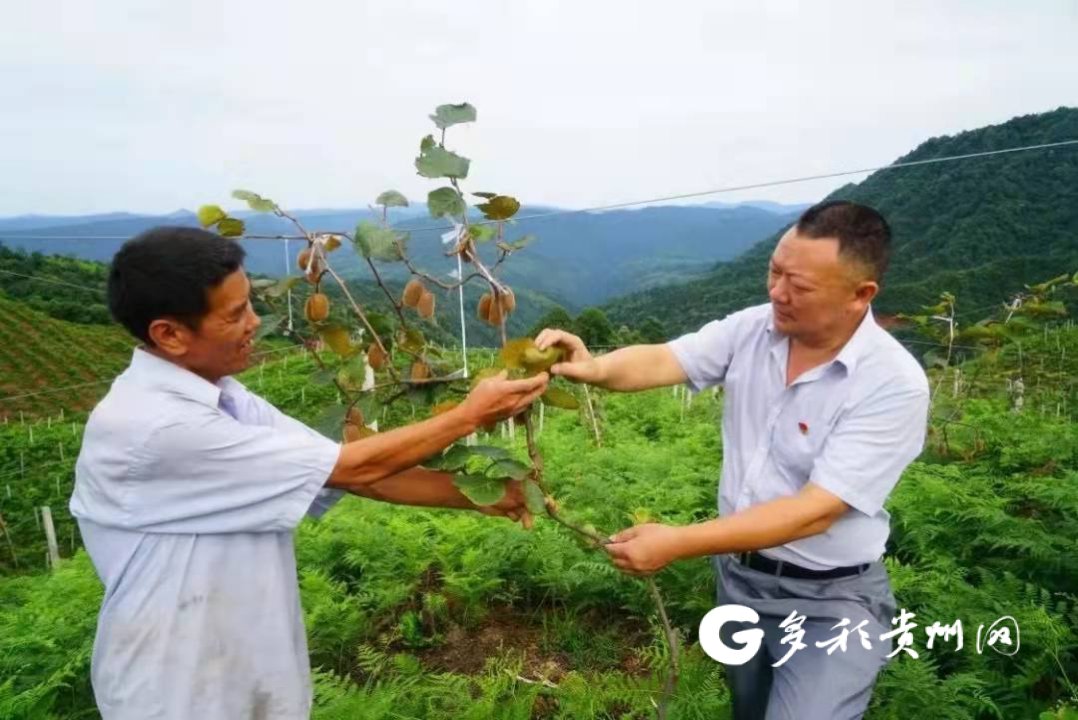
[1,327,1075,718]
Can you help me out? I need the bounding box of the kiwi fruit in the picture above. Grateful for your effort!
[487,296,505,326]
[304,293,330,322]
[417,291,435,319]
[498,288,516,315]
[477,293,493,323]
[342,423,363,443]
[402,278,425,308]
[367,343,387,370]
[297,247,324,282]
[410,361,431,382]
[297,248,314,272]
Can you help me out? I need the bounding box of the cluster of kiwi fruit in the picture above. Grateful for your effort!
[477,287,515,326]
[298,247,332,323]
[402,278,436,319]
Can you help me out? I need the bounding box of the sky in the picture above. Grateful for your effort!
[2,0,1077,217]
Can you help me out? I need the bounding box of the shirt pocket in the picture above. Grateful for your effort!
[770,403,842,480]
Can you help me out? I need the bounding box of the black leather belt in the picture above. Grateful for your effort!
[737,551,870,580]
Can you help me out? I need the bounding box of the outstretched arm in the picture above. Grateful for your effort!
[348,466,533,527]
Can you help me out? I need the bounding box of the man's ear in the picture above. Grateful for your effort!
[855,279,879,306]
[147,318,191,358]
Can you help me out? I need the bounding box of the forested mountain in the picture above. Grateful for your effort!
[605,107,1078,335]
[0,203,795,312]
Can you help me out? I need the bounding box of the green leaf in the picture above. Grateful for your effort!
[542,387,579,410]
[472,191,498,199]
[366,310,397,348]
[312,403,348,441]
[487,458,531,481]
[430,103,477,130]
[232,189,278,213]
[428,444,473,472]
[354,221,406,262]
[452,474,507,506]
[415,145,470,180]
[309,367,337,386]
[508,234,535,251]
[320,325,356,357]
[467,445,511,461]
[476,195,520,221]
[469,225,495,244]
[217,218,245,237]
[427,187,465,219]
[254,314,282,340]
[197,205,226,227]
[263,275,302,299]
[376,190,409,208]
[523,479,546,515]
[355,393,383,425]
[420,134,436,152]
[398,326,426,354]
[336,357,369,391]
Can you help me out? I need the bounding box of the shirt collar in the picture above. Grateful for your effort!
[128,347,238,409]
[765,304,879,373]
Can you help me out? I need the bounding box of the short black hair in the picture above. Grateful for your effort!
[108,226,246,345]
[795,200,891,282]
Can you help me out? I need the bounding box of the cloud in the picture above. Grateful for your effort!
[1,0,1076,215]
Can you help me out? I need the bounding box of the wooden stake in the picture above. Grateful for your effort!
[583,385,602,447]
[41,506,60,569]
[0,510,18,568]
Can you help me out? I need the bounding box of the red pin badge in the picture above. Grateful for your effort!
[798,421,809,435]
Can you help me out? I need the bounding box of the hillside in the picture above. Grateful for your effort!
[0,295,133,418]
[0,203,795,311]
[605,106,1078,335]
[0,244,110,324]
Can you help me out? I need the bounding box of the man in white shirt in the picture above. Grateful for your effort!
[71,226,547,719]
[536,201,929,719]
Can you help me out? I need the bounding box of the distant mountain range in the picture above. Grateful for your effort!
[604,106,1078,335]
[0,201,798,311]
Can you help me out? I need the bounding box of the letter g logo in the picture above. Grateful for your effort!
[699,604,765,665]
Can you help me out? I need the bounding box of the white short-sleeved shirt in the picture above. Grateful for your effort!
[668,302,930,569]
[69,348,344,720]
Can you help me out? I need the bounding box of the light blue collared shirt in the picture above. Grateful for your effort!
[669,302,929,570]
[70,348,343,719]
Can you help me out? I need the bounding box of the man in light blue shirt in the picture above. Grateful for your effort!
[71,226,547,719]
[537,201,930,719]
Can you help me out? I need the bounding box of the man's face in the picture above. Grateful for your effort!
[766,228,877,341]
[149,269,261,381]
